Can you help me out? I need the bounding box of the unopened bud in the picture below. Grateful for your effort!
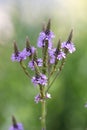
[26,36,31,51]
[67,29,73,43]
[13,40,19,56]
[45,19,51,35]
[55,39,61,54]
[12,115,18,128]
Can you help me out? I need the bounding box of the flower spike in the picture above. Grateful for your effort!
[13,40,19,56]
[67,29,73,43]
[55,39,61,55]
[45,19,51,35]
[26,36,31,51]
[12,115,18,128]
[9,116,24,130]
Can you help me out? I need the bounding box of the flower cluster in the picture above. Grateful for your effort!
[9,116,24,130]
[37,31,55,49]
[11,39,36,62]
[10,19,76,130]
[48,48,66,64]
[32,73,47,86]
[11,20,76,104]
[28,58,43,70]
[35,93,51,103]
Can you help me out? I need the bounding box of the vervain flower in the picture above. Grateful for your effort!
[48,48,66,64]
[9,116,24,130]
[28,58,43,70]
[9,123,24,130]
[22,46,35,57]
[34,94,41,103]
[11,41,27,62]
[35,93,51,103]
[57,51,66,60]
[11,46,36,62]
[61,42,76,53]
[37,31,55,49]
[48,48,56,64]
[11,52,26,62]
[32,73,47,86]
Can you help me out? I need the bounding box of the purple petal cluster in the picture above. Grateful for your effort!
[61,42,76,53]
[9,123,24,130]
[35,93,51,103]
[32,74,47,86]
[37,31,55,49]
[11,52,26,62]
[48,48,66,64]
[22,46,35,57]
[57,51,66,60]
[48,48,56,64]
[34,94,41,103]
[28,58,43,70]
[11,46,35,62]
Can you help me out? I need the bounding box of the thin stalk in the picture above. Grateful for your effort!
[46,58,65,93]
[20,61,31,78]
[41,99,46,130]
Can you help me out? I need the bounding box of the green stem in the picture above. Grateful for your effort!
[42,40,48,74]
[41,99,46,130]
[46,58,65,93]
[20,61,31,78]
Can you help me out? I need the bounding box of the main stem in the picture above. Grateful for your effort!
[41,99,46,130]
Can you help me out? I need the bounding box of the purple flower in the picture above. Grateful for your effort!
[11,46,36,62]
[11,52,26,62]
[48,48,66,64]
[57,51,66,60]
[61,42,76,53]
[22,46,35,57]
[34,94,41,103]
[28,58,43,70]
[48,48,56,64]
[37,31,55,49]
[32,73,47,86]
[35,93,51,103]
[11,53,20,62]
[9,123,24,130]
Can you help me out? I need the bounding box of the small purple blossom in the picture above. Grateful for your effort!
[35,94,41,103]
[9,123,24,130]
[48,48,56,64]
[28,58,43,70]
[48,48,66,64]
[11,52,26,62]
[61,42,76,53]
[57,51,66,60]
[35,93,51,103]
[11,53,20,62]
[32,74,47,86]
[37,31,55,49]
[22,46,35,57]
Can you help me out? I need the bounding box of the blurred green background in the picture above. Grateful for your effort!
[0,0,87,130]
